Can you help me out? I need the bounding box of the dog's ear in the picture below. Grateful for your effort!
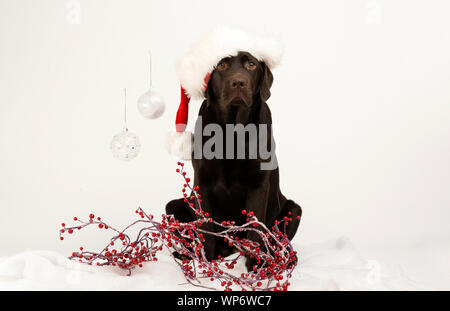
[259,62,274,102]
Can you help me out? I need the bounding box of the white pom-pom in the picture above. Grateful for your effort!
[165,131,193,160]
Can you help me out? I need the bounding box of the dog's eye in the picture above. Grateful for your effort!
[245,60,257,70]
[217,61,228,71]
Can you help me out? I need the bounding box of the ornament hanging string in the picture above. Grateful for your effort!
[148,51,152,89]
[123,88,128,132]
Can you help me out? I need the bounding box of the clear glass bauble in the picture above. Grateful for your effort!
[110,130,141,161]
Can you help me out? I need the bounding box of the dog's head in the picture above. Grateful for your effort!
[205,52,273,123]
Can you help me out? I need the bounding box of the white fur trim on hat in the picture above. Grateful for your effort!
[176,26,284,100]
[164,130,193,160]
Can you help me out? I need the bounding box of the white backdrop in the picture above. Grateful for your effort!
[0,0,449,289]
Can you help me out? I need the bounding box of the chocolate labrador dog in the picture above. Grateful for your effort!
[166,51,302,271]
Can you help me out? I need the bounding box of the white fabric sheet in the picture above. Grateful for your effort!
[0,237,424,291]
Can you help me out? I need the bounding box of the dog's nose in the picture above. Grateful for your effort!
[230,77,247,89]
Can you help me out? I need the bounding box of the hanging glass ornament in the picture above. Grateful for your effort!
[110,89,141,161]
[137,51,165,119]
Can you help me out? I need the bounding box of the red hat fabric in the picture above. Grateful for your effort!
[175,86,190,132]
[175,73,211,133]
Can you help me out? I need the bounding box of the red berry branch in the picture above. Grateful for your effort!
[59,162,299,291]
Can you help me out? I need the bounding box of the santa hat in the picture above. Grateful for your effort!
[165,26,284,159]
